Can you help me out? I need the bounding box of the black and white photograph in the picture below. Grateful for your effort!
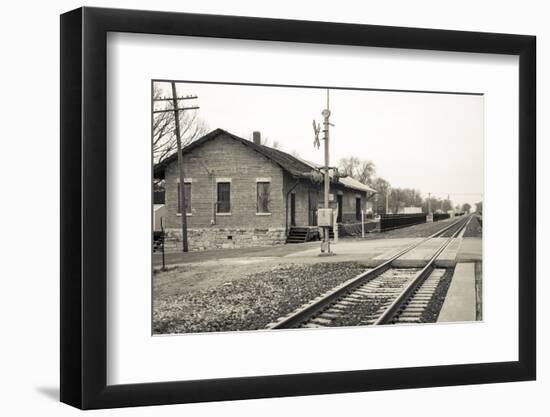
[152,81,483,334]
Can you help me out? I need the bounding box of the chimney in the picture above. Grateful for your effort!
[252,131,261,145]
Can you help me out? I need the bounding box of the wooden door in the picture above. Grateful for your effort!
[337,194,343,223]
[308,191,318,226]
[290,193,296,226]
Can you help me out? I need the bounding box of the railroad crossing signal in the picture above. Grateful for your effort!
[312,120,321,149]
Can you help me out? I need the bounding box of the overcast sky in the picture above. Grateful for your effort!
[155,81,483,208]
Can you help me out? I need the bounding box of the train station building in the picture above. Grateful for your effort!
[153,128,376,251]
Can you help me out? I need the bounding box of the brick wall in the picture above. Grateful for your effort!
[163,133,289,250]
[334,185,368,223]
[164,134,286,229]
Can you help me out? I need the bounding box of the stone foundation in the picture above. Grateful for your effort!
[164,227,286,251]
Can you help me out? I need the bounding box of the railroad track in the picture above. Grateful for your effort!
[267,214,472,329]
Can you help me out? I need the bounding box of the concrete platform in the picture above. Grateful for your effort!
[155,235,482,269]
[438,262,477,322]
[284,236,482,268]
[370,239,423,263]
[391,238,447,268]
[284,238,419,264]
[434,238,462,268]
[457,238,482,262]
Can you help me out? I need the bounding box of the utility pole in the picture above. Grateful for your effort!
[386,187,390,214]
[428,192,431,213]
[153,82,199,252]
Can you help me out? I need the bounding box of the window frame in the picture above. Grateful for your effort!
[256,181,271,214]
[216,181,231,214]
[176,179,192,215]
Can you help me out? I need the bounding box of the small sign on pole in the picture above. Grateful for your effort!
[160,217,166,271]
[361,210,365,238]
[318,208,333,227]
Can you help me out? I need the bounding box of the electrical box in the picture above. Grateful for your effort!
[318,208,334,227]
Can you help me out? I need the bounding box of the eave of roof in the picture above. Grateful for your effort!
[295,157,377,193]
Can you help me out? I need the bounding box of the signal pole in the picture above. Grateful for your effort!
[318,89,335,255]
[321,89,336,255]
[323,90,331,248]
[153,82,199,252]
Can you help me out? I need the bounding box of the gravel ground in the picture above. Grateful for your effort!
[154,262,369,334]
[420,268,454,323]
[359,217,463,240]
[463,215,483,238]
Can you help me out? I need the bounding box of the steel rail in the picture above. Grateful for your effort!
[268,215,470,329]
[372,214,472,325]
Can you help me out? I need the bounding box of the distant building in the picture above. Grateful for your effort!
[153,129,376,251]
[398,206,423,214]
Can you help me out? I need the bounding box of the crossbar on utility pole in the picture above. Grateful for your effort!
[153,107,200,114]
[153,95,198,102]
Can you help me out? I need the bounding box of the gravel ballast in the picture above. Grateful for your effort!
[420,268,454,322]
[463,215,483,238]
[154,262,369,334]
[360,217,465,240]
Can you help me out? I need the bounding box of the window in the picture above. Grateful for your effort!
[217,182,231,213]
[256,182,270,213]
[177,182,192,214]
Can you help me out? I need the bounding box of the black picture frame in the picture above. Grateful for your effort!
[60,6,536,410]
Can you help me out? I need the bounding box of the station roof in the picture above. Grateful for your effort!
[296,157,377,193]
[338,176,377,193]
[154,128,376,193]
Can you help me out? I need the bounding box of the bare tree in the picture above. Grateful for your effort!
[441,199,453,212]
[338,157,376,185]
[357,160,376,185]
[338,156,360,178]
[153,84,208,164]
[475,201,483,214]
[370,177,390,214]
